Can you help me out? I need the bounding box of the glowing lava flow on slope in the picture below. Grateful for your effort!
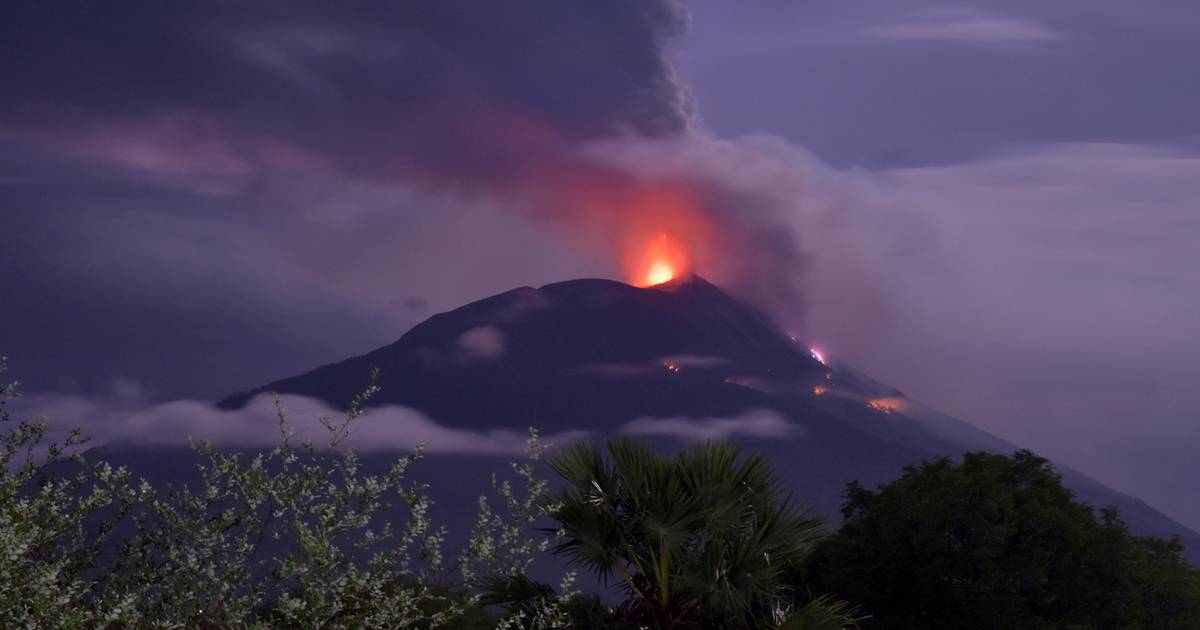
[868,398,904,414]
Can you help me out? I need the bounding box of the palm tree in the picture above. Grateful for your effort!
[544,438,851,629]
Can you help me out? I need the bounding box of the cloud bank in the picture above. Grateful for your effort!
[20,392,588,455]
[809,142,1200,531]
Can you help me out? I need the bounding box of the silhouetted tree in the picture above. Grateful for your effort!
[808,450,1200,630]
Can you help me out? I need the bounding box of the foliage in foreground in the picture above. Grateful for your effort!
[486,438,865,630]
[0,358,552,628]
[6,349,1197,629]
[808,450,1200,630]
[0,357,856,629]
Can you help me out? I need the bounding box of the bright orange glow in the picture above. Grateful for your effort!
[600,185,709,287]
[868,398,904,414]
[646,261,675,286]
[415,117,724,291]
[813,385,828,396]
[633,233,688,287]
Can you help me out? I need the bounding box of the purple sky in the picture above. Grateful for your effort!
[3,2,1198,530]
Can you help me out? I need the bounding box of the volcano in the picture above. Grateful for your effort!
[220,275,1200,559]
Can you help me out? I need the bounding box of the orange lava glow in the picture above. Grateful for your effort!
[633,233,689,287]
[403,114,723,292]
[603,185,711,288]
[646,261,675,286]
[867,398,903,414]
[813,385,828,396]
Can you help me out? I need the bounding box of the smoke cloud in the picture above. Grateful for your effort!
[1,0,824,364]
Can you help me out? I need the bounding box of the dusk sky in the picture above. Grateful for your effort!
[3,2,1198,531]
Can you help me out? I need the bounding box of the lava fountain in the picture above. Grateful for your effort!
[613,186,715,288]
[632,232,688,287]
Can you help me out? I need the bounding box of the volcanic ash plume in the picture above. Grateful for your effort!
[2,0,881,361]
[379,1,831,333]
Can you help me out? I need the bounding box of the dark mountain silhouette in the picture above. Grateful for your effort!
[220,275,816,430]
[217,275,1200,562]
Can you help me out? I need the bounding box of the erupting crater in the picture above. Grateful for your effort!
[629,232,689,287]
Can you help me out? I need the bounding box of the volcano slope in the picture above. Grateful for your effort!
[216,275,1200,562]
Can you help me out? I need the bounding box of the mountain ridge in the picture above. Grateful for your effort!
[218,275,1200,561]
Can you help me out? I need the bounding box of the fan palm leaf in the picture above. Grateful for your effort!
[546,438,831,629]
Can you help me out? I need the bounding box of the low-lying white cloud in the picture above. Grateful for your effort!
[868,9,1063,45]
[19,393,589,455]
[456,325,506,361]
[620,409,803,442]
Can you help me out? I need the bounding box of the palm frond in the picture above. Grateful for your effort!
[778,594,867,630]
[546,437,837,628]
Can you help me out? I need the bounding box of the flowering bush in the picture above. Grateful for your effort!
[0,358,565,628]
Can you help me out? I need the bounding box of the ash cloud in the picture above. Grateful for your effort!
[1,1,693,178]
[0,0,819,399]
[0,0,692,397]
